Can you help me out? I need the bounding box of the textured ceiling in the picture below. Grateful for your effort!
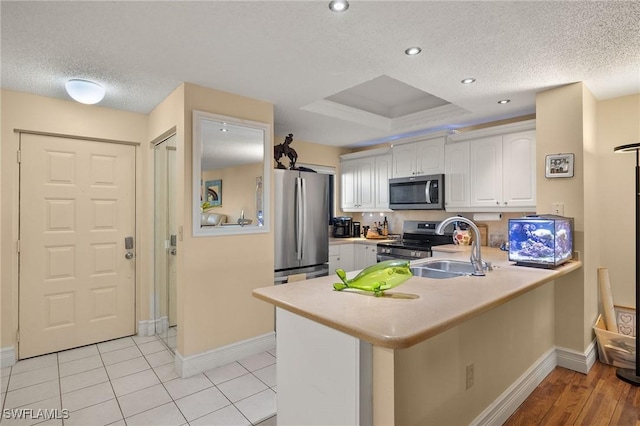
[2,1,639,148]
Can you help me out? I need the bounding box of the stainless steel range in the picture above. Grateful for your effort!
[376,220,455,262]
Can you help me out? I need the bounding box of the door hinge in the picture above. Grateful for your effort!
[17,150,21,163]
[16,329,20,343]
[16,240,20,253]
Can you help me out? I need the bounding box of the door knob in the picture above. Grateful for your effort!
[125,252,134,259]
[170,248,177,256]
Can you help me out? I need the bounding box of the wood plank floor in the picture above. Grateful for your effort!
[504,361,640,425]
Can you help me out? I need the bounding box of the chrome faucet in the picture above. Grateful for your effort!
[436,217,486,276]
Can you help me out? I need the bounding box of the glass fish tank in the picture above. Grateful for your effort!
[508,215,574,268]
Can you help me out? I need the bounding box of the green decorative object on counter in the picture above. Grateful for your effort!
[333,260,413,297]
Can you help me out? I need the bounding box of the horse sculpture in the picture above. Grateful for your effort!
[274,133,298,170]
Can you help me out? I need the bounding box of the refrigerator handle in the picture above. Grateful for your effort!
[296,177,303,260]
[301,177,307,259]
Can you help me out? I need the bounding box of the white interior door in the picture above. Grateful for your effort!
[19,133,136,359]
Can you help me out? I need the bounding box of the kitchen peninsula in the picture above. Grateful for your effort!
[253,247,582,425]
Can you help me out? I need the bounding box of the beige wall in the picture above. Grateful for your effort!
[536,83,588,352]
[597,93,640,307]
[377,283,555,425]
[179,83,275,356]
[0,90,148,349]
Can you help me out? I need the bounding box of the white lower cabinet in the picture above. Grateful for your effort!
[354,244,378,270]
[329,243,354,273]
[330,243,378,273]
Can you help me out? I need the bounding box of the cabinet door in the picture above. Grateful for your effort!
[470,136,503,208]
[353,245,367,270]
[374,154,392,209]
[415,137,445,175]
[353,244,378,270]
[365,245,378,267]
[392,143,415,178]
[339,244,355,272]
[502,131,536,208]
[341,159,358,209]
[358,157,375,209]
[444,141,470,209]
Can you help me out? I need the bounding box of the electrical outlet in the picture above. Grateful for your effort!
[466,363,474,389]
[551,203,564,216]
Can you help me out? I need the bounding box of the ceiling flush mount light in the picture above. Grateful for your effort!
[65,79,105,104]
[328,0,349,13]
[404,46,422,56]
[497,99,511,104]
[461,78,476,84]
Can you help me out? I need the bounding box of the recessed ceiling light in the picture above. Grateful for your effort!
[461,78,476,84]
[404,46,422,56]
[497,99,511,104]
[65,79,105,104]
[220,128,229,132]
[328,0,349,13]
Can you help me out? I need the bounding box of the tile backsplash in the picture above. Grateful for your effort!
[350,210,534,247]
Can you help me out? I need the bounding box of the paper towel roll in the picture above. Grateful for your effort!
[472,213,502,222]
[598,268,617,332]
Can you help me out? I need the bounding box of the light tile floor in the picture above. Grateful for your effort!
[0,335,277,426]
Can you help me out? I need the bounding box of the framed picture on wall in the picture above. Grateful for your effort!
[205,179,222,207]
[545,153,574,178]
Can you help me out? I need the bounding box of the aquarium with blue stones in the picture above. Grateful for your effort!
[508,215,574,268]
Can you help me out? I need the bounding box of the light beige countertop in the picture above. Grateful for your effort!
[253,247,582,350]
[329,237,397,245]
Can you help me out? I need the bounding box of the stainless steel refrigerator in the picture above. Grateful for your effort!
[274,169,330,284]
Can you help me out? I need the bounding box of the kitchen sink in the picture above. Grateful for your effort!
[419,260,477,274]
[410,259,477,279]
[410,268,464,279]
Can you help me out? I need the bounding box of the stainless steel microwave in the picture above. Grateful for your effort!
[388,174,444,210]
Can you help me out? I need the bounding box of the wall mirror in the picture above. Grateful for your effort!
[192,110,271,237]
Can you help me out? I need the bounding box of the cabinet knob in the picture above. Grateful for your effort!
[504,201,508,205]
[496,201,500,205]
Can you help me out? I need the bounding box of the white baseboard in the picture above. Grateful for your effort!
[175,332,276,378]
[556,339,597,374]
[0,346,16,368]
[471,347,557,426]
[137,317,169,337]
[471,341,597,425]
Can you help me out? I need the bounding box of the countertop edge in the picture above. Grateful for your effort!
[254,257,583,350]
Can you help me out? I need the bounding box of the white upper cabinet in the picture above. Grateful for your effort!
[470,136,504,208]
[392,136,445,178]
[444,140,471,209]
[340,148,392,212]
[501,131,537,207]
[446,121,536,212]
[374,154,392,209]
[341,157,374,211]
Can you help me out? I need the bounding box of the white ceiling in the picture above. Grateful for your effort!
[2,1,639,148]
